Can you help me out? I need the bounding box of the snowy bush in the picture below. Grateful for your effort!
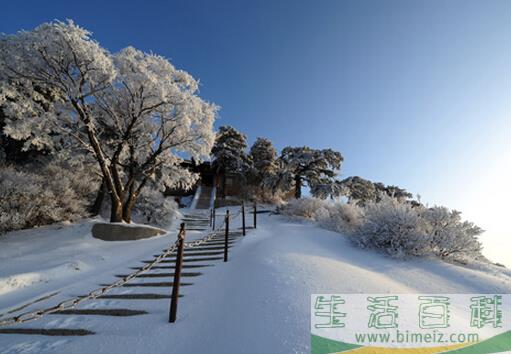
[277,198,363,235]
[353,196,430,258]
[278,196,484,262]
[0,165,94,233]
[422,206,483,260]
[277,198,327,219]
[326,203,365,235]
[132,188,179,228]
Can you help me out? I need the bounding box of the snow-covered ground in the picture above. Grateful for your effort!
[1,210,511,353]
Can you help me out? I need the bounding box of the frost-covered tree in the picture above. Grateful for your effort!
[92,47,216,221]
[132,187,179,228]
[277,147,343,199]
[0,21,216,222]
[340,176,377,205]
[310,180,344,200]
[248,137,278,196]
[0,163,97,233]
[375,183,413,202]
[341,177,413,205]
[353,195,430,258]
[422,206,483,260]
[211,125,250,198]
[0,82,58,164]
[249,137,277,178]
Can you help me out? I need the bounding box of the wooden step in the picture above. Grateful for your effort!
[210,237,241,242]
[201,241,237,246]
[160,245,234,254]
[94,293,176,300]
[53,309,148,317]
[143,257,223,263]
[210,237,242,242]
[160,246,231,252]
[116,282,191,287]
[101,282,192,287]
[130,264,212,270]
[1,291,59,317]
[0,328,94,336]
[116,272,201,278]
[183,246,232,251]
[157,251,224,257]
[160,254,223,263]
[212,232,243,237]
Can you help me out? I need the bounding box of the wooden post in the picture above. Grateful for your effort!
[212,208,216,230]
[209,208,213,227]
[224,209,230,262]
[253,201,257,229]
[169,223,186,323]
[241,202,246,236]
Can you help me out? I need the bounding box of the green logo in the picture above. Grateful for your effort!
[313,295,346,329]
[311,294,511,353]
[470,295,502,329]
[367,296,399,329]
[418,296,450,329]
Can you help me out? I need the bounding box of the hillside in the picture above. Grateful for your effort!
[1,210,511,353]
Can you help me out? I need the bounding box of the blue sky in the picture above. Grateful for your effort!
[2,0,511,265]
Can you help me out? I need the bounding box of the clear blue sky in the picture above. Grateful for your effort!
[3,0,511,264]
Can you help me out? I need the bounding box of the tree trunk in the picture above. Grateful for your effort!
[294,175,302,199]
[122,195,137,223]
[221,169,227,199]
[110,195,123,223]
[90,179,106,216]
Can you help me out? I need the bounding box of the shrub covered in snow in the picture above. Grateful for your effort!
[324,203,365,235]
[277,198,327,219]
[0,164,97,233]
[131,188,179,228]
[422,206,483,260]
[353,196,429,257]
[277,198,363,234]
[278,196,484,262]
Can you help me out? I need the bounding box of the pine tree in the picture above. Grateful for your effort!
[340,176,378,205]
[211,125,250,198]
[249,137,277,184]
[277,146,343,199]
[341,177,414,205]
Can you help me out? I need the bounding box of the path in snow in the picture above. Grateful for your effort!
[1,212,511,353]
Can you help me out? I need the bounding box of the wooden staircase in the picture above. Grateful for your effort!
[195,185,213,209]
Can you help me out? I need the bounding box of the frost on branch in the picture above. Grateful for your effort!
[354,196,429,258]
[0,21,217,223]
[278,196,484,262]
[249,137,278,178]
[0,164,98,234]
[277,198,364,235]
[132,187,179,228]
[273,146,343,199]
[422,206,483,260]
[211,125,250,199]
[339,176,414,206]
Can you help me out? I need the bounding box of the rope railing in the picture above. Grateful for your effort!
[0,206,247,327]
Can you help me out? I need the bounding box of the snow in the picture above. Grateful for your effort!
[0,218,184,315]
[1,210,511,353]
[189,185,202,210]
